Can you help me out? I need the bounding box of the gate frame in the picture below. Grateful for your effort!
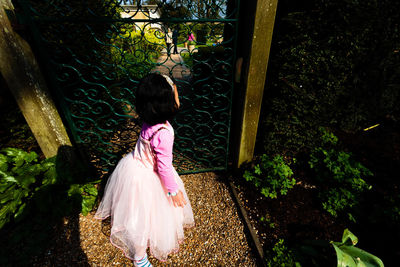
[234,0,279,168]
[2,0,278,171]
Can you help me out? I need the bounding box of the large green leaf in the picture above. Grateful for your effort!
[1,148,37,168]
[68,184,83,196]
[83,184,98,196]
[342,228,358,245]
[332,242,359,267]
[14,203,26,219]
[331,229,384,267]
[0,186,17,204]
[15,174,36,189]
[82,195,96,216]
[0,211,9,228]
[0,154,8,172]
[342,245,384,267]
[40,158,57,186]
[0,170,18,184]
[0,183,13,193]
[12,163,42,177]
[42,167,57,186]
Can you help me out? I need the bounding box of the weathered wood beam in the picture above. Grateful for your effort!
[0,0,72,158]
[237,0,278,167]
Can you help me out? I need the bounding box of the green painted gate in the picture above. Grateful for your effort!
[19,0,239,174]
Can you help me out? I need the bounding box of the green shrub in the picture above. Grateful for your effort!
[266,239,297,267]
[67,182,98,216]
[111,26,165,79]
[309,129,372,221]
[0,148,55,228]
[0,147,99,264]
[260,0,400,156]
[243,155,296,199]
[0,147,98,229]
[260,212,276,229]
[180,52,194,68]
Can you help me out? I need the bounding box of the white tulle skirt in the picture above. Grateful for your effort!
[94,150,194,261]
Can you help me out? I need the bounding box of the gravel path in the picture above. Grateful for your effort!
[33,172,257,266]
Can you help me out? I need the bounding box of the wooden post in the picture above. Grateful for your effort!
[237,0,278,167]
[0,0,72,158]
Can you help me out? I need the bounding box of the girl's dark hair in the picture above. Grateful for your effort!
[135,73,179,125]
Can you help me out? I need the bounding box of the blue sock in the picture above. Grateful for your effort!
[133,254,152,267]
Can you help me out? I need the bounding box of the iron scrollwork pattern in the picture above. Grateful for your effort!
[20,0,239,174]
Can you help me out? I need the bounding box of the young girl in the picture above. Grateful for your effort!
[95,73,194,266]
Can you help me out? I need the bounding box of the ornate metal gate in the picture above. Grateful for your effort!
[18,0,239,174]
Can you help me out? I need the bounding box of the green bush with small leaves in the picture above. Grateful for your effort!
[260,212,276,229]
[0,147,98,229]
[309,128,372,221]
[243,155,296,199]
[0,147,99,265]
[68,182,98,216]
[266,239,297,267]
[260,0,400,157]
[111,26,165,79]
[0,148,56,228]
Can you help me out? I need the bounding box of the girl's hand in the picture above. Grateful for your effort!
[171,191,187,207]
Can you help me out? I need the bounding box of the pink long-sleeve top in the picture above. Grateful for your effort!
[141,121,179,193]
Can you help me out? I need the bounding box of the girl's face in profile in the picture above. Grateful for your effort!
[173,84,180,108]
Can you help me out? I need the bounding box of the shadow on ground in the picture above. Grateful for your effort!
[0,146,92,266]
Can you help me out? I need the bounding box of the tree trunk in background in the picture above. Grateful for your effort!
[0,0,72,158]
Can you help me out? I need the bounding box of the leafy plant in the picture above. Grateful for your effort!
[0,148,55,228]
[293,229,384,267]
[309,128,372,221]
[0,147,99,229]
[266,239,297,267]
[331,229,384,267]
[180,52,194,68]
[260,212,276,229]
[243,155,296,199]
[0,147,99,265]
[259,0,400,157]
[111,26,165,79]
[68,182,98,216]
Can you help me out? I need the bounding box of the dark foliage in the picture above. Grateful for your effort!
[241,0,400,265]
[259,0,400,156]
